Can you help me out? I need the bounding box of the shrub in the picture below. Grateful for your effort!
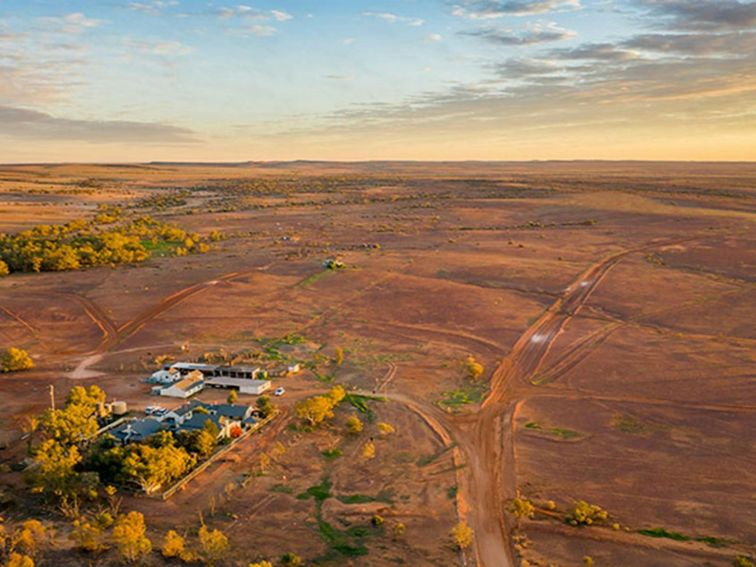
[377,422,395,436]
[451,521,473,550]
[112,511,152,563]
[465,356,484,381]
[568,500,609,526]
[511,495,535,520]
[281,552,303,566]
[1,348,34,373]
[361,441,376,460]
[346,415,363,434]
[198,525,228,566]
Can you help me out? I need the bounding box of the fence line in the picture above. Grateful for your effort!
[159,412,278,500]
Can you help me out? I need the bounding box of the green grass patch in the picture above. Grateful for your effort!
[345,393,385,422]
[297,477,332,502]
[438,384,485,410]
[322,448,342,460]
[549,427,581,440]
[296,270,334,288]
[638,528,691,542]
[524,421,580,439]
[270,484,293,494]
[141,239,180,257]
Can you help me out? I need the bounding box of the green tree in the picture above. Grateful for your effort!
[1,348,34,373]
[256,396,274,419]
[112,511,152,563]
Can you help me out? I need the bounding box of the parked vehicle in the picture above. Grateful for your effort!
[274,387,286,397]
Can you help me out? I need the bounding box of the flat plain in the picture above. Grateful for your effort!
[0,161,754,566]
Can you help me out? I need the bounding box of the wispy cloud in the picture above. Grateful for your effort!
[217,5,293,37]
[463,22,575,45]
[127,39,193,56]
[451,0,581,19]
[0,105,197,144]
[635,0,756,31]
[128,1,179,15]
[39,12,102,34]
[362,12,425,27]
[218,5,292,22]
[425,33,444,42]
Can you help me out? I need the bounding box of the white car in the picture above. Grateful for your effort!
[274,387,285,397]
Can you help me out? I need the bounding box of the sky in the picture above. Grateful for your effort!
[0,0,754,162]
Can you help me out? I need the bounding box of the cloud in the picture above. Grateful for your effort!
[635,0,756,31]
[240,24,276,37]
[623,32,756,55]
[548,42,641,60]
[494,57,561,78]
[127,39,193,56]
[39,12,102,34]
[451,0,581,19]
[217,5,293,37]
[426,33,444,42]
[218,5,293,22]
[362,12,425,27]
[463,22,575,44]
[0,105,198,144]
[128,1,179,15]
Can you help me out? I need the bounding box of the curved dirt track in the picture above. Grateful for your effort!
[463,241,696,567]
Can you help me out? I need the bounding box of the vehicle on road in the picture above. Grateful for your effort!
[274,387,285,396]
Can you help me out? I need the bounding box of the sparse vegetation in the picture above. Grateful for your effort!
[567,501,609,526]
[1,348,34,373]
[451,521,474,550]
[0,215,216,274]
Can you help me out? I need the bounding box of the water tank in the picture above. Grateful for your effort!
[111,401,128,416]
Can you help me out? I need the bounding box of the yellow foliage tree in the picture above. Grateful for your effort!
[198,525,229,567]
[112,511,152,563]
[346,415,363,434]
[362,441,376,460]
[5,552,34,567]
[1,348,34,373]
[465,356,484,381]
[295,396,335,428]
[377,422,395,436]
[451,521,474,550]
[161,530,191,561]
